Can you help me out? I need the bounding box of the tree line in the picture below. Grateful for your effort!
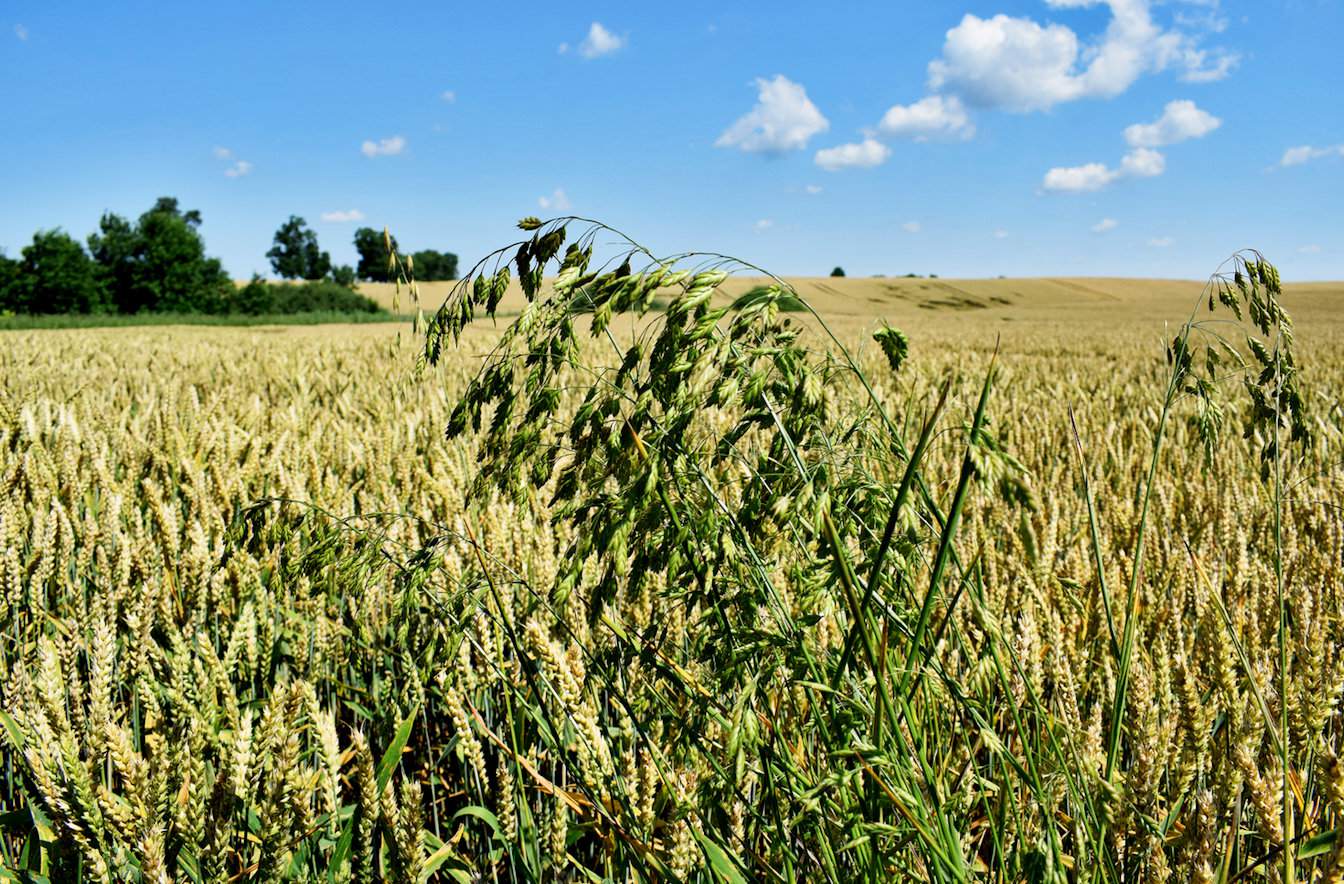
[0,197,457,315]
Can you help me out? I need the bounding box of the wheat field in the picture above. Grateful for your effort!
[2,236,1343,881]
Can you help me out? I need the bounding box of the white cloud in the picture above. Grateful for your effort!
[1179,47,1238,83]
[441,90,456,103]
[1042,162,1121,192]
[1091,217,1119,233]
[1124,99,1221,147]
[804,184,823,194]
[212,146,252,177]
[717,75,829,154]
[1043,147,1164,192]
[927,0,1237,113]
[1281,144,1344,167]
[578,22,625,59]
[1147,236,1174,247]
[321,209,365,223]
[557,42,569,54]
[814,138,891,171]
[878,95,974,141]
[929,13,1082,112]
[1174,4,1229,35]
[1120,147,1165,177]
[14,24,28,41]
[902,221,922,233]
[1298,244,1322,254]
[1043,97,1224,193]
[993,229,1010,239]
[361,136,406,158]
[538,188,571,211]
[753,219,774,233]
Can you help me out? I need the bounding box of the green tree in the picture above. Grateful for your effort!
[87,212,139,306]
[330,264,357,289]
[411,249,458,281]
[148,196,202,226]
[830,266,846,277]
[0,251,18,313]
[129,202,231,312]
[86,198,231,313]
[353,227,398,282]
[14,230,108,314]
[267,216,332,281]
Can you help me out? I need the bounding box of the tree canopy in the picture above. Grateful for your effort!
[267,216,333,281]
[353,227,457,281]
[85,197,232,313]
[3,230,108,314]
[353,227,398,282]
[0,200,460,315]
[410,249,458,281]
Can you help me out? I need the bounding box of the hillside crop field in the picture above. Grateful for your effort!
[2,239,1343,880]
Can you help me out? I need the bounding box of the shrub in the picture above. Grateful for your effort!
[330,264,357,288]
[228,278,382,314]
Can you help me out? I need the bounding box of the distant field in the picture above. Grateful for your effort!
[359,275,1344,329]
[0,309,407,331]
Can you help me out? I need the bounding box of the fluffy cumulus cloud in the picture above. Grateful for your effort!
[814,138,891,171]
[801,0,1231,175]
[1280,144,1344,167]
[1042,162,1120,193]
[812,95,968,173]
[538,188,571,211]
[1043,147,1163,191]
[1124,99,1221,147]
[878,95,974,141]
[361,136,406,158]
[321,209,365,223]
[1043,96,1220,192]
[1091,217,1118,233]
[1120,146,1165,177]
[717,76,829,154]
[927,0,1237,114]
[570,22,625,59]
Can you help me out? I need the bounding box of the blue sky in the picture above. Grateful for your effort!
[2,1,1341,279]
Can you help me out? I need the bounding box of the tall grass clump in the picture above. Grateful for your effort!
[414,215,1038,880]
[407,218,1324,880]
